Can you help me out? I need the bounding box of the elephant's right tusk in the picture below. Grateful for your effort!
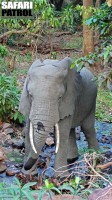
[29,122,37,154]
[55,123,60,153]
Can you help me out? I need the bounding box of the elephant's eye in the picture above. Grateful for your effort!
[29,91,32,96]
[58,96,62,102]
[28,91,33,101]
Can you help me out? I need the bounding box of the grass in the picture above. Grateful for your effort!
[63,34,83,49]
[96,88,112,122]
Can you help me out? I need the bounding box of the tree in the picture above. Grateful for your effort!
[82,0,94,56]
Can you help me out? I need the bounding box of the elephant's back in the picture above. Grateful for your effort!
[80,67,95,81]
[80,67,97,90]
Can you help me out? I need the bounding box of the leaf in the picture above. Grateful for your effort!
[59,185,75,194]
[51,187,61,194]
[44,179,49,188]
[44,179,54,189]
[88,59,94,64]
[77,62,84,72]
[22,190,35,200]
[93,18,97,23]
[86,17,93,25]
[100,27,106,35]
[75,177,80,185]
[22,182,37,190]
[70,62,76,69]
[38,189,47,200]
[104,50,109,60]
[12,195,20,200]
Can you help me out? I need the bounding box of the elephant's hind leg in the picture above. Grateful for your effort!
[67,128,78,165]
[81,112,99,150]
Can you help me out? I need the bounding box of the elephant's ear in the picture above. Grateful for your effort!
[59,59,80,120]
[58,57,72,70]
[19,76,30,116]
[54,57,72,77]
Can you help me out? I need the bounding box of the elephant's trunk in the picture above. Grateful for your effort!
[24,100,60,171]
[29,100,60,151]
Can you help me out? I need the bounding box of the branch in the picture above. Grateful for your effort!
[84,153,112,186]
[0,29,28,40]
[97,162,112,170]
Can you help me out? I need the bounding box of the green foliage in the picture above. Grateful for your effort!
[0,178,37,200]
[37,179,61,200]
[0,57,8,73]
[71,54,95,71]
[96,89,112,122]
[74,3,112,71]
[0,177,81,199]
[0,45,8,57]
[86,3,112,36]
[59,176,82,196]
[61,4,81,32]
[0,74,23,123]
[0,0,81,43]
[71,43,112,89]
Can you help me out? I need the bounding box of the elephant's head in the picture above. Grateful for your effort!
[19,57,74,170]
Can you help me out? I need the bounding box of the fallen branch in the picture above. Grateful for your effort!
[54,31,72,37]
[84,153,112,186]
[97,162,112,170]
[0,29,28,40]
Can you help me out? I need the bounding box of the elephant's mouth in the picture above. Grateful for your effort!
[29,121,60,154]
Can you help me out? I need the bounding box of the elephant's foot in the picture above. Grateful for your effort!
[21,167,37,176]
[88,140,99,151]
[22,160,38,176]
[55,171,70,180]
[54,169,74,183]
[54,164,72,180]
[24,157,37,170]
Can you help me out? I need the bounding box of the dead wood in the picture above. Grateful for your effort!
[54,31,72,37]
[97,162,112,170]
[0,29,28,40]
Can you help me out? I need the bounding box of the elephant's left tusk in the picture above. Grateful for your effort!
[29,122,37,154]
[55,123,60,153]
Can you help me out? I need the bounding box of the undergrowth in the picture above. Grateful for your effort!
[96,88,112,122]
[0,152,112,200]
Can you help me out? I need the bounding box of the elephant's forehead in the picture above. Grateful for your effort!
[29,64,60,77]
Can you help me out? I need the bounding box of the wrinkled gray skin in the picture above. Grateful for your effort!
[19,57,99,177]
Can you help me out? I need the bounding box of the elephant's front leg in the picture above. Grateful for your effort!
[54,116,72,177]
[67,128,78,165]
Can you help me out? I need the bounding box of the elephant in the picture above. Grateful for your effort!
[19,57,99,177]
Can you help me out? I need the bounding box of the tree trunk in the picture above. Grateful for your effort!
[95,0,101,7]
[82,0,94,56]
[95,0,101,44]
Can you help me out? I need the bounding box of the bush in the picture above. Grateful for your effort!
[0,74,23,123]
[0,45,8,57]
